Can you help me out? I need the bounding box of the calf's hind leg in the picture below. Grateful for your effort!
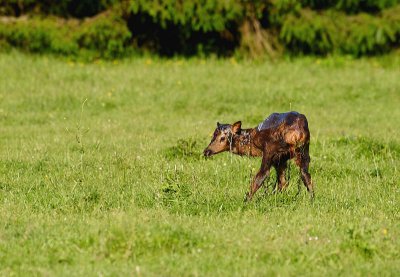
[295,143,314,198]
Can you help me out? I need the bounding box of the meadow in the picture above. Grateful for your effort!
[0,52,399,276]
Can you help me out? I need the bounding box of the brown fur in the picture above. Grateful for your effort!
[203,111,314,201]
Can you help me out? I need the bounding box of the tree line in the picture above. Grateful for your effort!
[0,0,399,59]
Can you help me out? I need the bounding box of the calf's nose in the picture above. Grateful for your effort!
[203,149,212,157]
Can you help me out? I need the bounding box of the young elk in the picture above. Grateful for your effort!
[203,111,314,201]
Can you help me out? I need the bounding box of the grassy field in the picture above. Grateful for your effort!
[0,52,399,276]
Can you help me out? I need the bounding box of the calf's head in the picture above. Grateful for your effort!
[203,121,241,157]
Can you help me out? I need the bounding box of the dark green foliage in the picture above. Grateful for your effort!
[127,0,243,32]
[280,9,336,55]
[338,13,396,56]
[280,6,400,56]
[267,0,302,26]
[125,0,242,56]
[0,13,131,59]
[301,0,400,13]
[382,5,400,43]
[75,13,131,59]
[0,0,35,16]
[0,18,78,55]
[0,0,400,57]
[0,0,116,18]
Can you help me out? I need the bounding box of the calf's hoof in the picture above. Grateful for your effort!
[309,191,315,202]
[243,192,251,203]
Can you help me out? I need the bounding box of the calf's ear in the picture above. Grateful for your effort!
[232,121,242,134]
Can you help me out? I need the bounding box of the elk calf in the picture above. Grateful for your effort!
[203,111,314,201]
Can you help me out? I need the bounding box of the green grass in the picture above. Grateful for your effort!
[0,52,399,276]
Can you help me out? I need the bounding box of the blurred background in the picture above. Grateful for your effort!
[0,0,399,60]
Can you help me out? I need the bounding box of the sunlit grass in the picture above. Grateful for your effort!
[0,52,399,276]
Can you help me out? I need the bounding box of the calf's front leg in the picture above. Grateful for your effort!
[245,154,272,202]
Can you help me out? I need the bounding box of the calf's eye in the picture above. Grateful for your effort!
[220,137,226,142]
